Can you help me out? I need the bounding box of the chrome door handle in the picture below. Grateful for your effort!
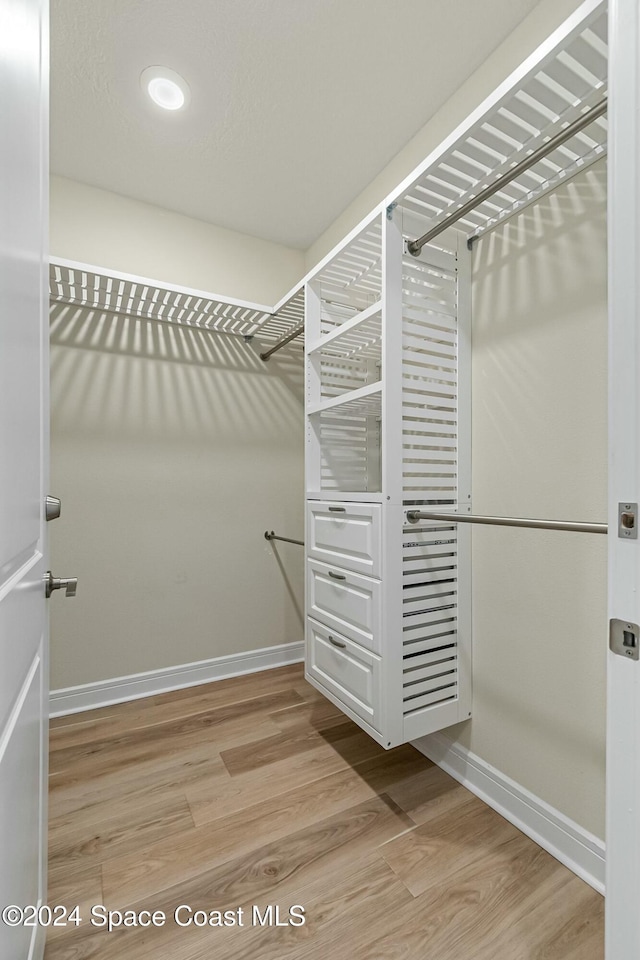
[45,496,61,522]
[44,571,78,599]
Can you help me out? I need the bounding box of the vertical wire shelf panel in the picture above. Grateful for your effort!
[311,216,384,495]
[401,520,459,717]
[401,247,459,504]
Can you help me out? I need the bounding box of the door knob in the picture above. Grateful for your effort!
[44,571,78,599]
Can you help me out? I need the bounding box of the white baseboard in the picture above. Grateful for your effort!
[413,731,605,895]
[49,641,304,718]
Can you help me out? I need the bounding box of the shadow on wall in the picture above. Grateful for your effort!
[48,306,305,687]
[266,540,304,627]
[472,161,607,340]
[458,158,608,838]
[49,304,305,441]
[470,159,608,518]
[255,337,305,407]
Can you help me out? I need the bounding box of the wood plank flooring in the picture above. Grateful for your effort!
[45,663,603,959]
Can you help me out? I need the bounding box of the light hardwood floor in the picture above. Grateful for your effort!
[45,663,603,959]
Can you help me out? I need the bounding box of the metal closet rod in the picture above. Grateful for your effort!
[259,300,351,361]
[260,323,304,361]
[260,96,608,359]
[406,510,607,535]
[264,530,304,546]
[260,300,357,361]
[407,96,608,257]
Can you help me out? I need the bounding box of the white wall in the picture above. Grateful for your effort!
[443,160,607,839]
[305,0,587,273]
[49,176,307,692]
[49,306,304,690]
[51,175,304,305]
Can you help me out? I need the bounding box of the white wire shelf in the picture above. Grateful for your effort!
[49,259,306,345]
[307,301,382,360]
[390,1,608,244]
[254,285,305,344]
[311,215,384,312]
[308,381,382,417]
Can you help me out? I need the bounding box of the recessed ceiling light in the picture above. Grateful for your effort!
[141,66,190,111]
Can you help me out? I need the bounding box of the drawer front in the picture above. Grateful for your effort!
[307,502,381,577]
[306,618,381,730]
[307,559,381,654]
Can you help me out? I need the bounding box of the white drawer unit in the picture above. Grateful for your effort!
[304,206,473,747]
[307,501,382,577]
[306,618,382,732]
[307,559,381,654]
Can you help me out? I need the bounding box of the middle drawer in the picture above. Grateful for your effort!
[307,559,381,654]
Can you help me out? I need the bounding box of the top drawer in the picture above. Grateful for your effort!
[307,501,382,577]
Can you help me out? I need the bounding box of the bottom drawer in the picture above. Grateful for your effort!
[306,618,382,731]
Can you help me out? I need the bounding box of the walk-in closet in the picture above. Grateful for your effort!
[2,0,640,958]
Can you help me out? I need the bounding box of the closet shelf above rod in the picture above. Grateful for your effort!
[264,531,304,546]
[49,259,307,346]
[405,510,607,535]
[406,97,608,257]
[258,286,306,359]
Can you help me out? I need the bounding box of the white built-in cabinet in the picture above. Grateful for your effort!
[302,0,608,749]
[304,209,472,748]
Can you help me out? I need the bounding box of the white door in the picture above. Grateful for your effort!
[606,1,640,958]
[0,1,50,959]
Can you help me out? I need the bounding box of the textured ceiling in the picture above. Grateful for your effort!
[51,0,543,249]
